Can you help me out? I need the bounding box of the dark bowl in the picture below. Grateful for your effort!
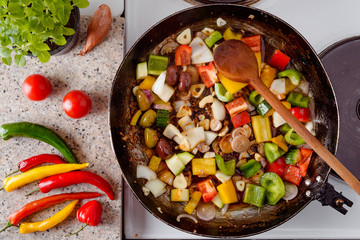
[109,4,338,238]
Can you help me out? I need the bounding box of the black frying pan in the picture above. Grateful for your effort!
[109,4,339,238]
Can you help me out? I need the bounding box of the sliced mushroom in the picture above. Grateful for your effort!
[247,140,265,156]
[160,40,179,55]
[198,114,205,121]
[176,28,192,45]
[173,100,191,112]
[210,118,222,132]
[176,105,192,118]
[231,135,251,153]
[218,126,229,137]
[212,139,221,155]
[199,95,214,108]
[235,181,245,192]
[219,134,233,153]
[190,84,206,98]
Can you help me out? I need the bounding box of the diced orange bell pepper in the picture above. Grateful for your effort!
[217,180,238,204]
[260,65,277,88]
[271,135,288,152]
[184,191,202,214]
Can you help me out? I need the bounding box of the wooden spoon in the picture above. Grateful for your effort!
[214,39,360,195]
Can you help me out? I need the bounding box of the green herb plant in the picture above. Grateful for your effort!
[0,0,89,66]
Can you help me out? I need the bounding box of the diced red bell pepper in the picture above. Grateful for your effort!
[231,111,250,128]
[197,179,217,202]
[241,35,261,52]
[265,156,287,178]
[175,45,192,66]
[290,107,310,122]
[225,97,248,116]
[198,62,219,88]
[283,165,302,186]
[269,49,290,71]
[298,148,313,177]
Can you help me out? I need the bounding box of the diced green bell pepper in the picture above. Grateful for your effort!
[243,183,266,207]
[277,69,302,86]
[280,123,292,133]
[284,129,305,145]
[214,83,234,102]
[148,55,169,76]
[215,155,235,176]
[285,148,302,165]
[239,159,261,178]
[287,91,310,108]
[156,109,169,128]
[260,172,285,205]
[257,100,272,117]
[249,90,264,108]
[264,142,286,164]
[205,31,223,48]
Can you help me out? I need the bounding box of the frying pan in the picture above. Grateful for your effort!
[109,4,343,238]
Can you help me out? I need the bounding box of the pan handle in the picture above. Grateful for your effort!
[316,182,353,215]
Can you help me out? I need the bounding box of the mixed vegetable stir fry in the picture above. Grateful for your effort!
[130,20,315,222]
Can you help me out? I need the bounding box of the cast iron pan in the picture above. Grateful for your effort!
[109,4,338,238]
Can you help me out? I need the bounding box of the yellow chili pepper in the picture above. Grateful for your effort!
[139,76,156,89]
[218,73,247,95]
[130,110,142,126]
[184,191,202,214]
[217,180,238,204]
[19,200,78,234]
[3,163,89,192]
[271,135,289,152]
[251,115,272,143]
[192,158,216,176]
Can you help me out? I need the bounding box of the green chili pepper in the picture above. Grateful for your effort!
[277,69,302,86]
[260,172,285,205]
[280,123,292,133]
[204,31,223,48]
[264,143,286,164]
[239,159,261,178]
[257,100,272,117]
[249,90,264,108]
[215,155,235,176]
[285,148,302,165]
[284,129,305,145]
[243,183,266,207]
[148,55,169,76]
[156,109,169,128]
[287,91,310,108]
[0,122,78,163]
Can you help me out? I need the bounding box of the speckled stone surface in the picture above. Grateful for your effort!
[0,16,124,239]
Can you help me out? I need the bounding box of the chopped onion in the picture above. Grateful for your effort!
[216,18,227,27]
[211,98,226,121]
[152,71,175,102]
[204,131,218,145]
[220,204,229,215]
[173,100,191,112]
[153,104,172,111]
[132,86,139,96]
[189,37,214,64]
[181,127,205,150]
[270,78,286,95]
[283,182,298,201]
[305,121,316,136]
[142,186,150,196]
[178,116,195,131]
[203,151,215,159]
[177,214,198,223]
[136,165,157,181]
[176,105,192,118]
[144,178,167,197]
[142,89,154,103]
[196,203,216,221]
[215,170,231,183]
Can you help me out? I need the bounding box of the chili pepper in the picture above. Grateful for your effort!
[225,97,248,116]
[0,122,78,163]
[184,191,202,214]
[249,90,264,108]
[278,69,302,86]
[215,155,235,176]
[6,154,66,177]
[0,192,101,233]
[299,148,313,177]
[19,200,79,234]
[287,91,310,108]
[214,82,234,102]
[264,143,286,164]
[241,35,261,52]
[239,159,262,178]
[284,129,305,145]
[243,183,266,207]
[283,165,302,186]
[198,179,217,202]
[290,107,310,122]
[257,100,272,117]
[268,49,290,71]
[204,31,223,48]
[66,200,103,237]
[147,54,169,76]
[231,111,250,128]
[34,171,114,200]
[175,45,192,66]
[3,163,89,192]
[265,156,287,178]
[198,62,219,88]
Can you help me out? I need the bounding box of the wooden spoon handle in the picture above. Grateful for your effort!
[251,76,360,195]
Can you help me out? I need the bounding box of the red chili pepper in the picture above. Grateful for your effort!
[299,148,313,177]
[175,45,191,66]
[37,171,114,200]
[269,49,290,71]
[265,156,287,178]
[241,35,261,52]
[225,97,248,117]
[290,107,310,122]
[198,62,219,88]
[197,179,217,202]
[0,192,101,233]
[283,165,302,186]
[6,154,66,177]
[231,111,251,128]
[66,200,103,237]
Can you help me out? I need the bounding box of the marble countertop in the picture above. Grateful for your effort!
[0,16,124,239]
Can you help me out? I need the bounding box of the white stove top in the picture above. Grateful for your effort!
[124,0,360,238]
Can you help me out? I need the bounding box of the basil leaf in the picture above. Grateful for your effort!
[72,0,90,8]
[2,57,12,66]
[14,54,26,67]
[35,43,50,51]
[54,36,67,46]
[37,51,50,63]
[0,47,11,58]
[62,26,75,36]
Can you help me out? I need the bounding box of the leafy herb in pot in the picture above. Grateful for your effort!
[0,0,89,67]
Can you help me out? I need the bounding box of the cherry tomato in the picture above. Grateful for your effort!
[22,74,52,101]
[62,90,92,119]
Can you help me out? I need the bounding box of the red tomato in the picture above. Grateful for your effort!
[231,111,251,128]
[290,107,310,122]
[62,90,92,119]
[265,156,287,178]
[175,45,191,66]
[198,179,217,202]
[22,74,52,101]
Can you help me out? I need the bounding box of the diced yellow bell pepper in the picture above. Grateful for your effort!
[285,78,297,93]
[223,27,243,41]
[184,191,202,214]
[260,64,277,88]
[255,52,262,76]
[271,135,288,152]
[251,115,272,143]
[217,180,238,204]
[139,76,156,89]
[264,100,291,118]
[148,155,161,172]
[130,110,142,126]
[218,73,248,95]
[192,158,216,176]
